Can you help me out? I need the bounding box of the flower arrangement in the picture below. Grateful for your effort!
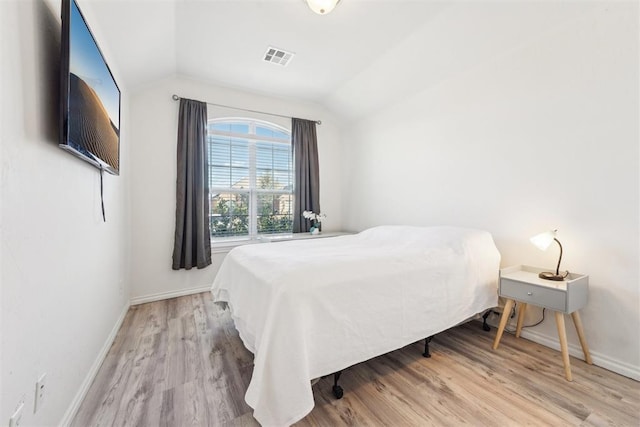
[302,210,326,234]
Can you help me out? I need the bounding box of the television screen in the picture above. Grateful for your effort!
[60,0,120,175]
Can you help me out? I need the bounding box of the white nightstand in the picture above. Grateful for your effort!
[492,265,592,381]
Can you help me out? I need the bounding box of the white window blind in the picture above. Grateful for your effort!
[207,119,293,241]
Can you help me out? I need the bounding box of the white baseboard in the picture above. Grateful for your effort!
[484,312,640,381]
[58,302,130,427]
[518,329,640,381]
[130,285,212,306]
[59,287,211,425]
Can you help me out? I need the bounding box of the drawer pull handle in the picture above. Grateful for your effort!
[527,292,533,296]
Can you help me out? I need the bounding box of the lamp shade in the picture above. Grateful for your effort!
[306,0,341,15]
[530,229,567,280]
[530,230,557,251]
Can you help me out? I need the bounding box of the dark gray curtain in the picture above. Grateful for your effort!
[292,118,320,233]
[172,98,211,270]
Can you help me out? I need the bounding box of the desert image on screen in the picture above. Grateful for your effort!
[68,0,120,172]
[68,73,119,171]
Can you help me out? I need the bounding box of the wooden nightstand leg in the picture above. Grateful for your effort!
[515,303,527,338]
[554,311,573,381]
[492,299,514,350]
[571,311,593,365]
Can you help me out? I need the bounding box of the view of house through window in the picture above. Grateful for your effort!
[207,118,293,240]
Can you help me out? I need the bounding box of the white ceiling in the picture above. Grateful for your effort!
[84,0,598,120]
[87,0,446,97]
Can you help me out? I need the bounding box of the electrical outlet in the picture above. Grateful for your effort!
[34,373,46,413]
[9,401,24,427]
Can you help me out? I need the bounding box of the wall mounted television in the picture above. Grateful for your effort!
[59,0,120,175]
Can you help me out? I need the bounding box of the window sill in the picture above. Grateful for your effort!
[259,231,350,242]
[210,238,257,253]
[210,231,351,253]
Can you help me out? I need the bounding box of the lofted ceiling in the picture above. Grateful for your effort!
[83,0,598,120]
[86,1,444,100]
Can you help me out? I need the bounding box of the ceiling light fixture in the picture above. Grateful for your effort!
[306,0,341,15]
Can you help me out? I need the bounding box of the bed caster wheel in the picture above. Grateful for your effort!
[332,385,344,399]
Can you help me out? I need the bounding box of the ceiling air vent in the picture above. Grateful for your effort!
[263,46,294,66]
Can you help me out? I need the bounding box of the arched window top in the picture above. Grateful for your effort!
[208,117,290,143]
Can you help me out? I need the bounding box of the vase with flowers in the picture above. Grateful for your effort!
[302,210,326,235]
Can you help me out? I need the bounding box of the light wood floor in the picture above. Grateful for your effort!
[72,293,640,426]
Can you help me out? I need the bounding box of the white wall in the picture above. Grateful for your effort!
[129,76,343,300]
[342,3,639,378]
[1,3,635,426]
[0,0,131,425]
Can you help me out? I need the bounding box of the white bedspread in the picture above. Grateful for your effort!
[211,226,500,426]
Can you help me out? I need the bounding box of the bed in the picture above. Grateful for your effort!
[210,225,501,426]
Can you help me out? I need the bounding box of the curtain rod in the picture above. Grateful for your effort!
[171,94,321,125]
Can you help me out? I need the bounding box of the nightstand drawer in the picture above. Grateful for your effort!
[500,278,566,311]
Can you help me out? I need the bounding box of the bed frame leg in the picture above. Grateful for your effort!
[332,371,343,399]
[482,310,492,331]
[423,336,434,358]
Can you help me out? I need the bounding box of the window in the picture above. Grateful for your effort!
[207,118,293,241]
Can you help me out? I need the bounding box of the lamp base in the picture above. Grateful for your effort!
[538,271,567,281]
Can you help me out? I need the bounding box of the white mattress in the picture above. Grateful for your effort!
[211,225,501,426]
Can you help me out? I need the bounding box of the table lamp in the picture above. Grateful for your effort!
[530,229,569,281]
